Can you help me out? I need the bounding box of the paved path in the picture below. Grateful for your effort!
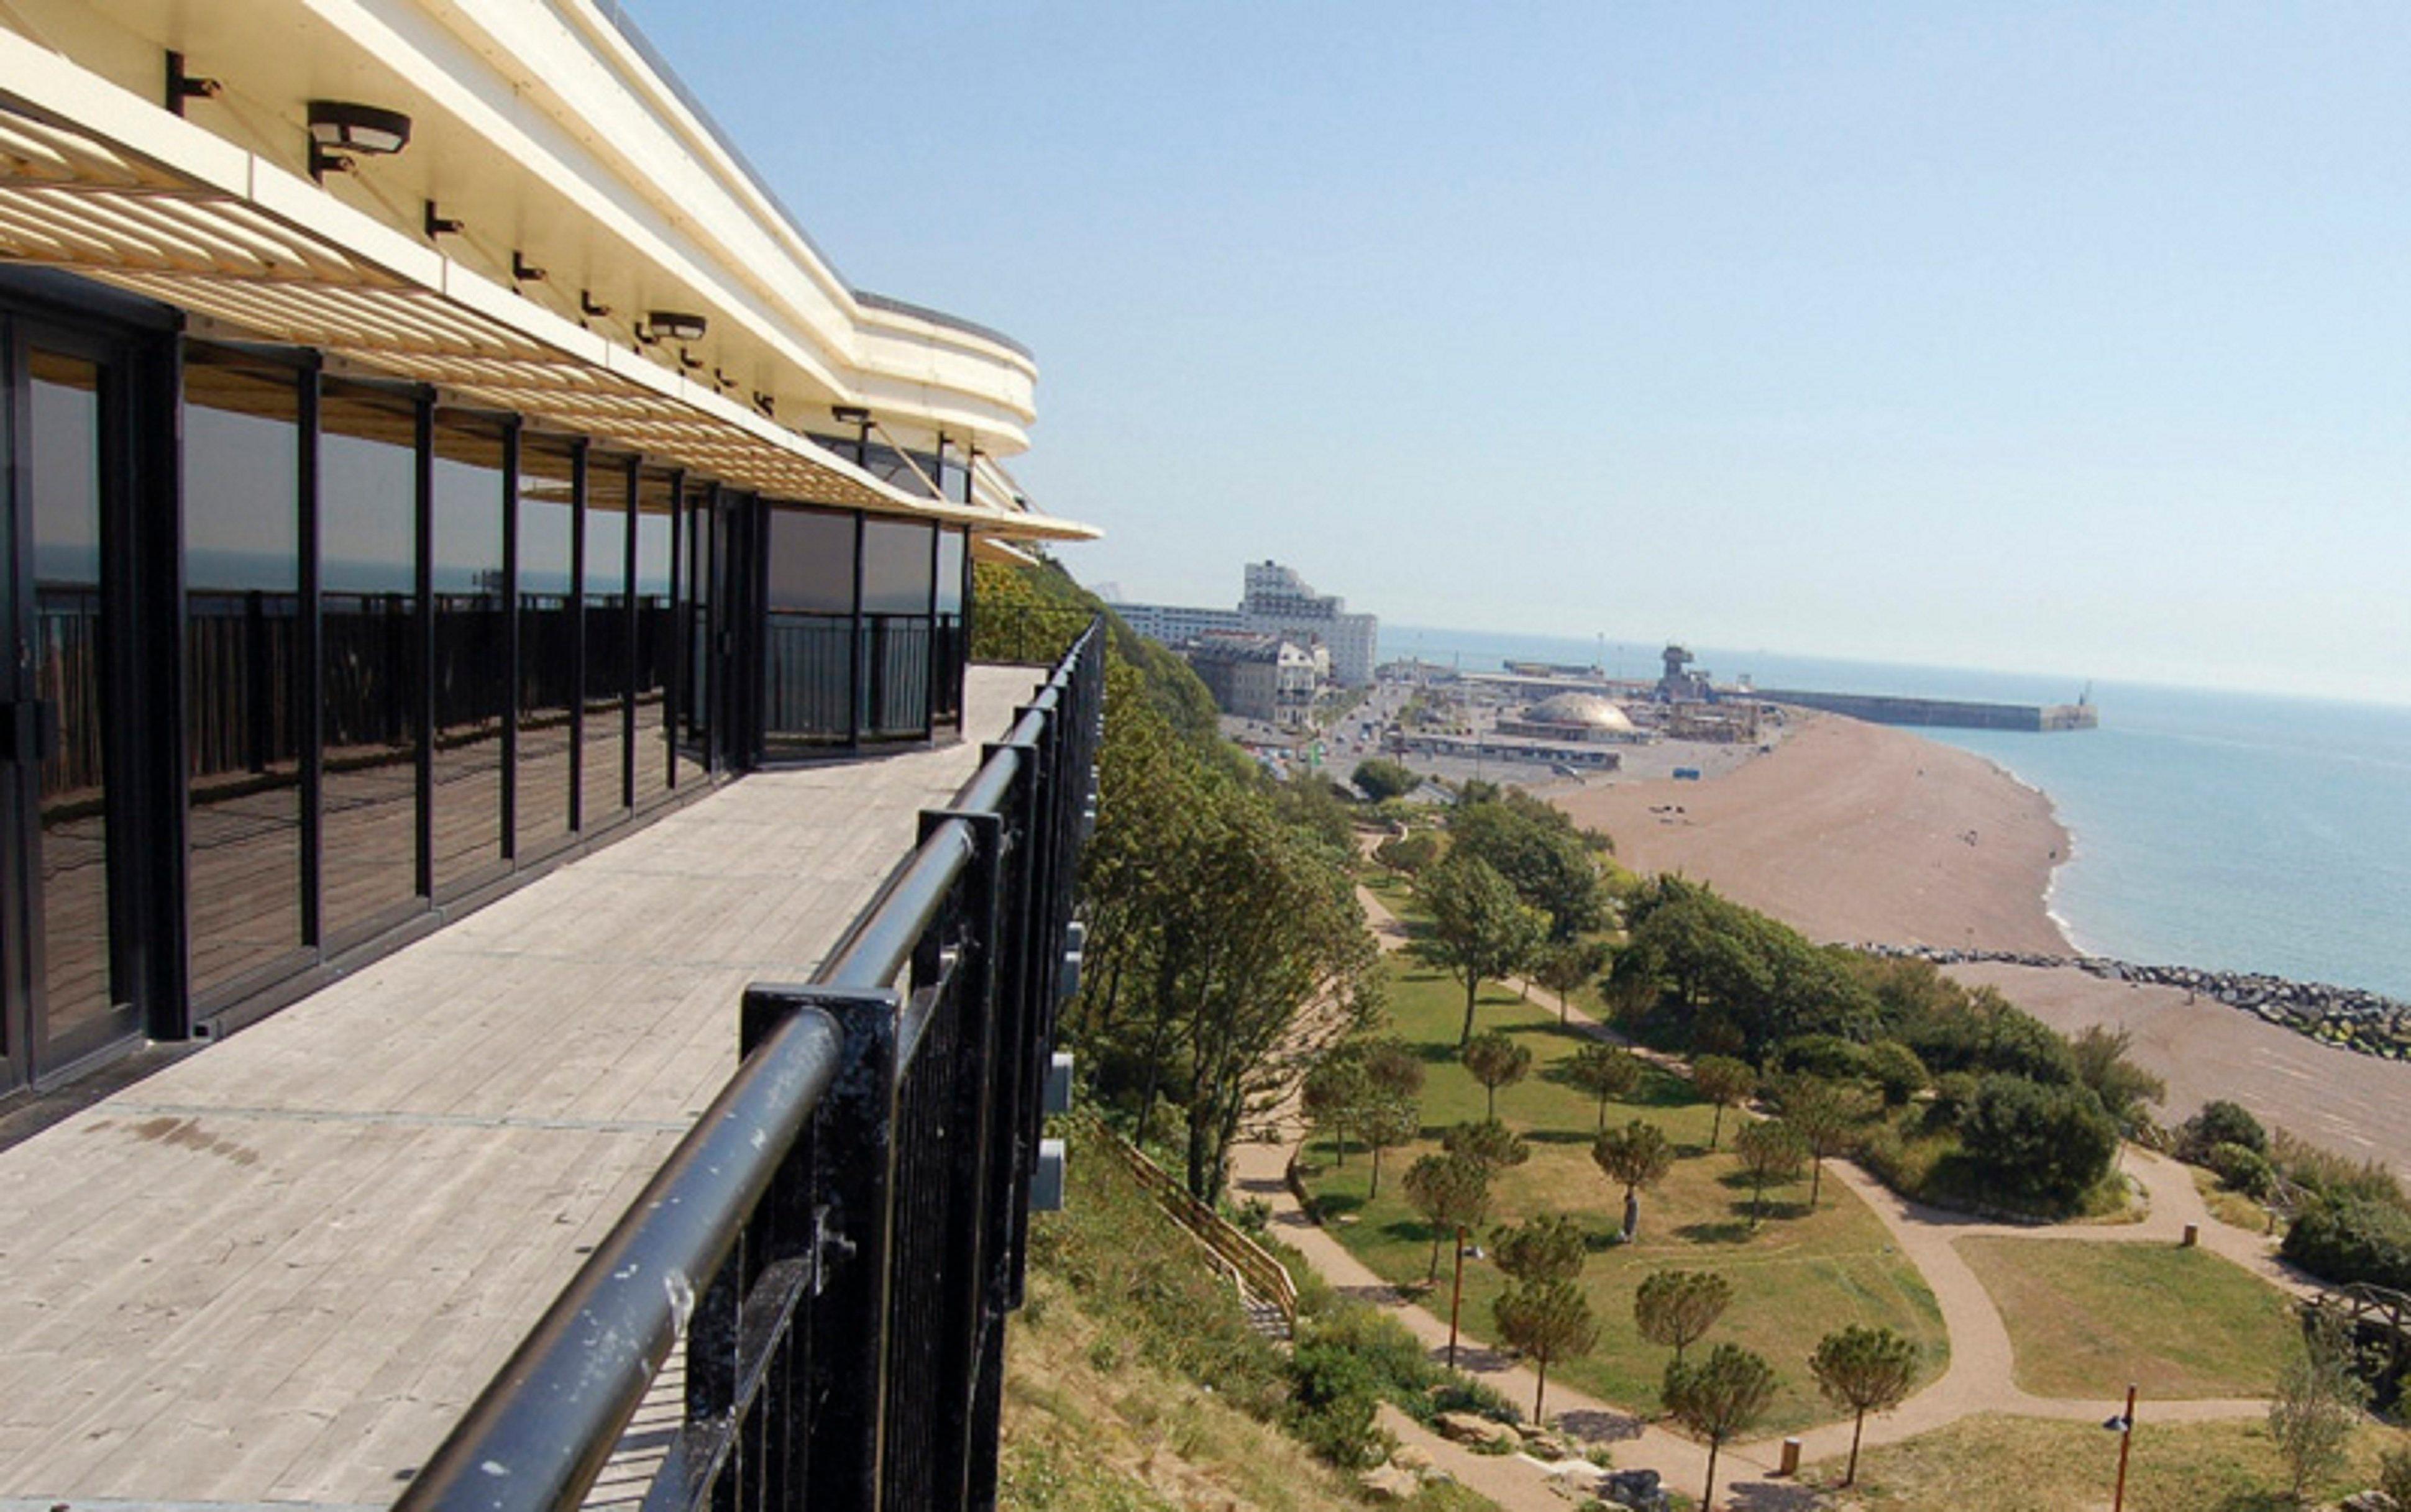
[1237,870,2315,1508]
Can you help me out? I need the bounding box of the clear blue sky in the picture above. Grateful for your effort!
[627,2,2411,705]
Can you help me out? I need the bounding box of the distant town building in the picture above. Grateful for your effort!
[1181,630,1327,726]
[1114,560,1379,686]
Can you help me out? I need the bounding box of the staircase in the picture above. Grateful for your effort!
[1075,1113,1299,1342]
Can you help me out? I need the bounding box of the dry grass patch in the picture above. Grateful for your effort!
[1957,1237,2300,1400]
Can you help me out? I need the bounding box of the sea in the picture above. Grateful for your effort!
[1382,624,2411,1002]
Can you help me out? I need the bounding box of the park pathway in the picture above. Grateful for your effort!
[1228,870,2317,1507]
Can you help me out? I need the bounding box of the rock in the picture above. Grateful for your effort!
[2340,1492,2399,1512]
[1603,1468,1668,1512]
[1358,1466,1421,1502]
[1542,1466,1598,1501]
[1525,1434,1570,1460]
[1435,1411,1521,1448]
[1389,1444,1434,1473]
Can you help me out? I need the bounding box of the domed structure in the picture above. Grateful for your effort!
[1524,693,1636,734]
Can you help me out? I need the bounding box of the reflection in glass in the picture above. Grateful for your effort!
[674,482,714,784]
[320,383,422,936]
[763,507,856,748]
[932,528,966,727]
[633,470,675,804]
[516,437,577,852]
[859,518,933,738]
[28,350,115,1036]
[582,455,631,821]
[183,347,305,996]
[429,412,507,888]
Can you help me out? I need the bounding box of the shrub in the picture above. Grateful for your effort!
[2379,1442,2411,1507]
[1284,1340,1386,1467]
[2180,1099,2268,1161]
[1926,1071,1980,1131]
[1957,1075,2119,1208]
[2271,1127,2409,1211]
[2206,1141,2274,1200]
[2282,1198,2411,1291]
[1769,1033,1875,1083]
[1864,1040,1929,1107]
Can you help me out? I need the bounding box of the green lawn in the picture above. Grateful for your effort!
[1836,1412,2405,1511]
[1301,959,1947,1434]
[1956,1237,2303,1400]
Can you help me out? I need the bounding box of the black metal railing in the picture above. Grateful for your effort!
[969,601,1092,668]
[397,616,1104,1512]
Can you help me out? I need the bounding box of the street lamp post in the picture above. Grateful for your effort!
[2104,1383,2138,1512]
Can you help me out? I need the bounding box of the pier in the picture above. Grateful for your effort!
[1755,688,2097,733]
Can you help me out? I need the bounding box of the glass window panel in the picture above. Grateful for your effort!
[183,345,304,995]
[582,455,631,821]
[859,519,933,737]
[516,436,577,852]
[934,529,965,616]
[674,482,713,784]
[28,350,115,1036]
[762,507,854,747]
[633,469,675,804]
[931,529,966,727]
[429,411,506,887]
[319,382,422,935]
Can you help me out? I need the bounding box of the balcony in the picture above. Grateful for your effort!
[0,651,1089,1509]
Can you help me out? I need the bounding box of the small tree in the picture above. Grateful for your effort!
[1301,1051,1368,1165]
[1402,1152,1491,1282]
[1808,1324,1919,1486]
[1593,1119,1675,1241]
[1775,1075,1870,1207]
[1531,938,1608,1023]
[1353,758,1421,804]
[1493,1213,1588,1285]
[1361,1037,1427,1102]
[1663,1344,1777,1512]
[1462,1031,1534,1119]
[1494,1280,1601,1421]
[1565,1042,1643,1132]
[1414,852,1547,1045]
[2269,1307,2369,1505]
[1444,1117,1531,1173]
[1634,1268,1733,1366]
[1732,1118,1807,1227]
[1691,1055,1755,1150]
[1358,1093,1422,1200]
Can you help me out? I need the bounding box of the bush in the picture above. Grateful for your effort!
[2206,1141,2274,1200]
[1864,1040,1929,1106]
[2180,1100,2268,1161]
[2282,1198,2411,1291]
[2379,1442,2411,1507]
[2271,1127,2409,1211]
[1957,1075,2120,1208]
[1769,1034,1875,1083]
[1926,1071,1980,1131]
[1284,1340,1386,1467]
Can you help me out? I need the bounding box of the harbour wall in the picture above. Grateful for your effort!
[1755,688,2097,732]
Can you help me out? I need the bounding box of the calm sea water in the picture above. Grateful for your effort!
[1384,624,2411,1000]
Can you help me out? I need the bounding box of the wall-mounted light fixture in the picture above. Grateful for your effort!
[166,53,221,117]
[641,311,708,344]
[307,99,411,182]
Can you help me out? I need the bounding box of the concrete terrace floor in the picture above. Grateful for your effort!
[0,665,1044,1511]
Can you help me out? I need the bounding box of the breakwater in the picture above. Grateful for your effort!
[1851,944,2411,1062]
[1757,688,2097,732]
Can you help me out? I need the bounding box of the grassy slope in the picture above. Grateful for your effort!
[1837,1413,2408,1511]
[1005,1119,1495,1512]
[1956,1238,2302,1400]
[1301,960,1946,1435]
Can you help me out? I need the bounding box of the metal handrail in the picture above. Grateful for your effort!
[398,617,1102,1512]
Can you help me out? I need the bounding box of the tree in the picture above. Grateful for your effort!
[1494,1280,1601,1421]
[1443,1117,1531,1173]
[1402,1152,1491,1282]
[1371,827,1440,877]
[2268,1307,2369,1505]
[1530,938,1608,1023]
[1358,1094,1422,1199]
[1565,1043,1643,1132]
[1732,1118,1806,1227]
[1959,1075,2120,1209]
[2179,1098,2269,1160]
[1448,794,1607,940]
[1662,1344,1777,1512]
[1493,1213,1588,1285]
[1808,1325,1919,1486]
[1773,1075,1872,1208]
[1352,758,1420,803]
[1414,852,1546,1045]
[1462,1031,1534,1119]
[1691,1055,1755,1149]
[2069,1024,2165,1132]
[1361,1037,1426,1101]
[1300,1051,1368,1165]
[1593,1119,1675,1241]
[1633,1268,1733,1366]
[1864,1040,1929,1108]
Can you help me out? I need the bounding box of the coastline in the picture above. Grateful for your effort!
[1547,712,2411,1174]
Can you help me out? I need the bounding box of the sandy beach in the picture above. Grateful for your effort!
[1555,713,2072,955]
[1550,713,2411,1175]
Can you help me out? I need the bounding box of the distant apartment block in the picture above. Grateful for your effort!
[1114,560,1379,685]
[1182,630,1328,726]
